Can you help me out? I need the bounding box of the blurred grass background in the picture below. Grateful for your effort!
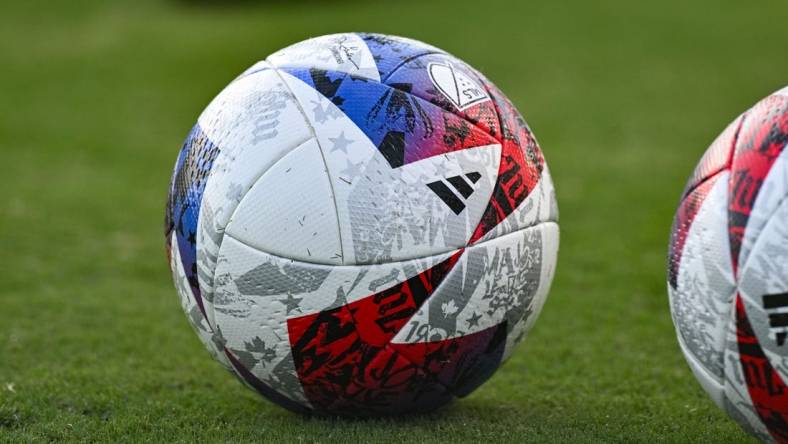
[1,0,786,441]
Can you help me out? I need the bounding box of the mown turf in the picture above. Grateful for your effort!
[1,0,786,442]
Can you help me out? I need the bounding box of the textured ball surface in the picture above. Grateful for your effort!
[164,33,559,416]
[668,87,788,442]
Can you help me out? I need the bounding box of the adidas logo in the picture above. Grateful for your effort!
[427,172,482,215]
[763,292,788,346]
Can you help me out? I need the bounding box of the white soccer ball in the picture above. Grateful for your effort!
[668,87,788,441]
[165,33,559,416]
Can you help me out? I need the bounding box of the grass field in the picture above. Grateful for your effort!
[1,0,787,442]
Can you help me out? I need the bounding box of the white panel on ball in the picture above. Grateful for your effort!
[195,67,312,326]
[390,221,559,362]
[267,33,380,82]
[506,221,559,361]
[670,173,735,387]
[169,235,232,370]
[224,138,342,265]
[738,147,788,270]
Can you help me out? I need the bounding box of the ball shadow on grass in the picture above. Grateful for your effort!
[221,392,569,440]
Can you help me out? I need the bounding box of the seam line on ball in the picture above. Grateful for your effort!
[680,113,747,202]
[467,69,505,145]
[371,62,505,146]
[221,136,315,231]
[735,192,788,278]
[675,313,725,386]
[266,60,347,265]
[379,50,444,84]
[222,221,558,267]
[206,135,314,329]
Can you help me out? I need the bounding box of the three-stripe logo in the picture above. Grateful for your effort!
[426,172,482,215]
[763,292,788,346]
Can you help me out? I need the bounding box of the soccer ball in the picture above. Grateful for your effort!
[668,87,788,441]
[164,33,559,416]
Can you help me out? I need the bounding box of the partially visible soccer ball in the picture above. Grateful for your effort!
[668,87,788,441]
[165,33,559,416]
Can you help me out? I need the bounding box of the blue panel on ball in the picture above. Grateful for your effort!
[279,67,497,169]
[165,124,221,318]
[357,33,443,81]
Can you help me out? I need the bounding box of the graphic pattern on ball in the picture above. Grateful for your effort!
[164,33,559,416]
[668,87,788,442]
